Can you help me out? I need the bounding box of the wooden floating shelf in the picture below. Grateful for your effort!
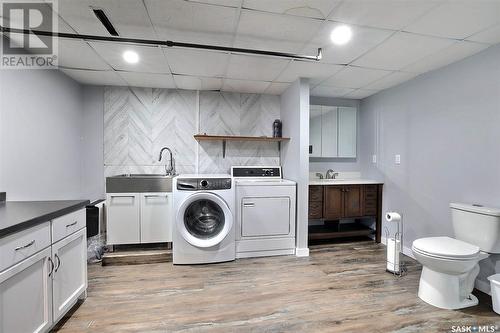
[193,134,290,158]
[194,134,290,142]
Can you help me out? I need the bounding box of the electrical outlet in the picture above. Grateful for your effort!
[395,154,401,165]
[372,154,377,164]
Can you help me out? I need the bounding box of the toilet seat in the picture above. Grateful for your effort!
[412,236,480,260]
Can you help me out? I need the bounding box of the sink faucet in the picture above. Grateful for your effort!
[325,169,339,179]
[315,173,324,180]
[158,147,176,176]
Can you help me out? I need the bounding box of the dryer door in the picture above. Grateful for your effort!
[176,192,233,248]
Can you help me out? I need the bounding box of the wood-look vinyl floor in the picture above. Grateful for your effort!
[53,241,499,332]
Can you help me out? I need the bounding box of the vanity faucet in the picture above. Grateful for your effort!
[315,173,324,180]
[158,147,176,176]
[325,169,339,179]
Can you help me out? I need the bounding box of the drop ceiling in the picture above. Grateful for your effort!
[44,0,500,98]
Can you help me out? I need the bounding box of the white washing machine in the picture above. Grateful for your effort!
[173,174,235,264]
[232,166,296,258]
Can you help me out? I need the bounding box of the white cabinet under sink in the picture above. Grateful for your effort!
[106,192,172,245]
[309,105,357,158]
[106,193,140,244]
[140,193,172,243]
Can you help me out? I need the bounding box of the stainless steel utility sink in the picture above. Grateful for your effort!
[106,174,173,193]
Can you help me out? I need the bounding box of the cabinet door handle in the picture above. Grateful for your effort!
[14,239,35,251]
[48,257,54,277]
[111,195,135,198]
[145,195,168,198]
[54,254,61,272]
[66,221,78,227]
[243,202,255,207]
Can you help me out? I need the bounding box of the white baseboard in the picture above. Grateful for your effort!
[295,247,310,257]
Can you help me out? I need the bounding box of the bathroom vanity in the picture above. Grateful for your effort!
[308,180,383,242]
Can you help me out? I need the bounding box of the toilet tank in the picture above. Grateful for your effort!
[451,203,500,253]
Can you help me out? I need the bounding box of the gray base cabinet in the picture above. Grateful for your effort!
[0,209,87,333]
[52,228,87,323]
[0,247,53,333]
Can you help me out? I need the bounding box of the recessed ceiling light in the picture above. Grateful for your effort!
[330,25,352,45]
[123,50,139,64]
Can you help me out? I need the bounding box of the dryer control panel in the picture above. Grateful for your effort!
[177,178,232,191]
[231,166,282,178]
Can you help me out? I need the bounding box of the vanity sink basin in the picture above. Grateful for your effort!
[309,179,383,185]
[106,174,173,193]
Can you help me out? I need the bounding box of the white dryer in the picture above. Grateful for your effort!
[232,166,296,258]
[173,174,235,264]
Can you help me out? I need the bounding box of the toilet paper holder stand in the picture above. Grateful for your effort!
[384,213,407,277]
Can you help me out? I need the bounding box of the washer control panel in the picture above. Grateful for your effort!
[177,178,232,191]
[231,166,282,178]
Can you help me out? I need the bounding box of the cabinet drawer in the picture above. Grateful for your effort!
[309,186,323,202]
[308,201,323,219]
[52,209,86,243]
[0,222,51,272]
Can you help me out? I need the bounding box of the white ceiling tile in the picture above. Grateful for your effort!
[118,72,176,89]
[467,24,500,44]
[186,0,241,7]
[343,89,379,99]
[58,39,110,70]
[146,0,238,46]
[302,22,393,64]
[405,1,500,39]
[90,42,170,73]
[222,79,270,94]
[310,85,354,97]
[61,69,127,86]
[276,60,344,83]
[173,75,223,90]
[234,9,322,53]
[163,48,229,77]
[323,66,391,89]
[352,32,455,70]
[226,55,289,81]
[242,0,340,19]
[57,0,156,39]
[403,41,489,74]
[363,71,417,90]
[329,0,441,30]
[265,82,291,95]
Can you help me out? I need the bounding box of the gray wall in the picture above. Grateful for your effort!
[281,78,310,255]
[0,69,85,201]
[308,96,361,173]
[82,86,105,202]
[359,44,500,292]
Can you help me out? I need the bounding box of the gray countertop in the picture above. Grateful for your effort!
[0,200,90,238]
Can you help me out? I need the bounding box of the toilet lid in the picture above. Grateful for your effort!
[412,237,480,259]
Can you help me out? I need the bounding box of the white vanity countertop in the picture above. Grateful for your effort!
[309,179,383,185]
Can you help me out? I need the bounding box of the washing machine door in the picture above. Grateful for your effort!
[176,192,233,248]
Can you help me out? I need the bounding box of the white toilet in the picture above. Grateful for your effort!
[412,203,500,310]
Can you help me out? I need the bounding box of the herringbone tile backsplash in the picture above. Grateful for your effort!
[104,87,281,176]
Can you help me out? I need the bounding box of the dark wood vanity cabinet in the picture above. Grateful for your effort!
[308,186,323,219]
[308,184,383,242]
